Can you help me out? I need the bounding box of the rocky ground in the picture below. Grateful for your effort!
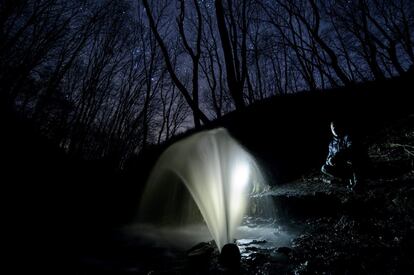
[245,114,414,274]
[78,115,414,274]
[183,114,414,274]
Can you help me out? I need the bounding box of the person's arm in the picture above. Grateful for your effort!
[326,140,336,165]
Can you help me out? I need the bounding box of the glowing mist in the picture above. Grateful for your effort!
[138,128,269,251]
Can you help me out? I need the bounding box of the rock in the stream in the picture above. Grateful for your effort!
[219,243,241,268]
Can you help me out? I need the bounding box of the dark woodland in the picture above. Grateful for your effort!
[2,0,414,274]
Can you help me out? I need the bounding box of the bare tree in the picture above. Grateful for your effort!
[214,0,248,109]
[324,0,414,80]
[157,80,190,144]
[200,2,227,118]
[142,0,209,128]
[3,0,413,166]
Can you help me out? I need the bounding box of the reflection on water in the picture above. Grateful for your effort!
[126,217,296,252]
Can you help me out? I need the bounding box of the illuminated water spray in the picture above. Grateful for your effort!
[138,128,270,251]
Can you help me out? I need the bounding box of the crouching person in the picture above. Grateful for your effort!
[321,120,362,190]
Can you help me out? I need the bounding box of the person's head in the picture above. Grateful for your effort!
[330,120,345,137]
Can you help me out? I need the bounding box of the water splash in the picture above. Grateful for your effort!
[138,128,270,251]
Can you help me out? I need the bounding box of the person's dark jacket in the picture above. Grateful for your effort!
[326,135,353,167]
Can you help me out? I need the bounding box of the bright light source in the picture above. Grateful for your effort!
[231,161,250,193]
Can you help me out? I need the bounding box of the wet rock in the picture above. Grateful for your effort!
[245,246,258,252]
[187,241,216,261]
[236,239,266,247]
[276,246,292,255]
[219,243,241,268]
[271,251,290,264]
[244,252,267,265]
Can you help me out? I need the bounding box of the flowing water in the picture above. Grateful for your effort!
[138,128,276,251]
